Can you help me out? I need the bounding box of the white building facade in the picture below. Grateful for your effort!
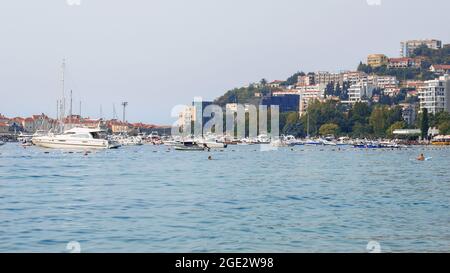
[400,39,442,57]
[419,75,450,115]
[347,81,375,104]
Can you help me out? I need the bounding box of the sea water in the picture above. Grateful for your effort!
[0,143,449,252]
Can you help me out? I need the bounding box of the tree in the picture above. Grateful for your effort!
[319,123,340,136]
[349,102,371,125]
[352,122,372,138]
[358,62,372,74]
[421,108,429,139]
[284,72,305,86]
[387,121,406,138]
[369,106,389,137]
[438,121,450,135]
[325,82,335,97]
[340,81,351,100]
[260,78,268,86]
[335,83,342,98]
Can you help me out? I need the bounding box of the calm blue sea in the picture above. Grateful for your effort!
[0,143,449,252]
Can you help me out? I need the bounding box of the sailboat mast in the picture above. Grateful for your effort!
[70,90,73,117]
[69,90,73,128]
[61,59,66,121]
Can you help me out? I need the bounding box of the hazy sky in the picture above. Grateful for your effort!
[0,0,449,124]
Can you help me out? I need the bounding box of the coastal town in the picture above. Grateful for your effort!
[208,38,450,143]
[1,39,450,147]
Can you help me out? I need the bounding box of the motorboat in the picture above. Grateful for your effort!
[17,132,34,143]
[431,135,450,146]
[336,137,352,146]
[163,140,181,146]
[304,138,322,146]
[319,138,337,146]
[32,127,120,149]
[256,134,271,144]
[197,136,228,148]
[174,141,205,151]
[353,141,381,149]
[271,139,288,147]
[197,139,228,149]
[282,135,303,146]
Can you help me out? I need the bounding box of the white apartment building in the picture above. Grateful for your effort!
[225,103,254,113]
[368,75,399,89]
[297,74,315,86]
[419,75,450,115]
[314,71,344,86]
[296,84,326,115]
[178,106,194,128]
[343,71,368,85]
[347,81,375,104]
[400,39,442,57]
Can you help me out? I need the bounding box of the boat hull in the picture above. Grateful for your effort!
[198,142,228,148]
[432,142,450,146]
[174,146,205,151]
[32,139,115,150]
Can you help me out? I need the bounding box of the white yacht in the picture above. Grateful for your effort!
[256,134,271,144]
[32,127,120,149]
[283,135,303,146]
[197,135,228,148]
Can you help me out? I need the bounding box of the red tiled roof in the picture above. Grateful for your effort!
[432,64,450,70]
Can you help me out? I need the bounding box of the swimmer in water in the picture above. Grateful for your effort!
[208,156,212,160]
[417,153,425,161]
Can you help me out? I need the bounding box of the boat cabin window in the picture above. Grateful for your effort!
[73,133,92,139]
[90,132,102,139]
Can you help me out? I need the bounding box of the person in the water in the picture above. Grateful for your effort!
[417,153,425,161]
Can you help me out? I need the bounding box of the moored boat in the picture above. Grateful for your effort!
[32,127,120,149]
[174,141,205,151]
[431,135,450,146]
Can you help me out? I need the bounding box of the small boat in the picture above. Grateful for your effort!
[336,137,351,146]
[0,141,5,146]
[319,138,337,146]
[174,141,205,151]
[198,140,228,149]
[197,137,228,148]
[163,140,181,146]
[353,141,381,149]
[283,135,303,146]
[304,139,322,146]
[256,134,271,144]
[271,139,288,147]
[431,135,450,146]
